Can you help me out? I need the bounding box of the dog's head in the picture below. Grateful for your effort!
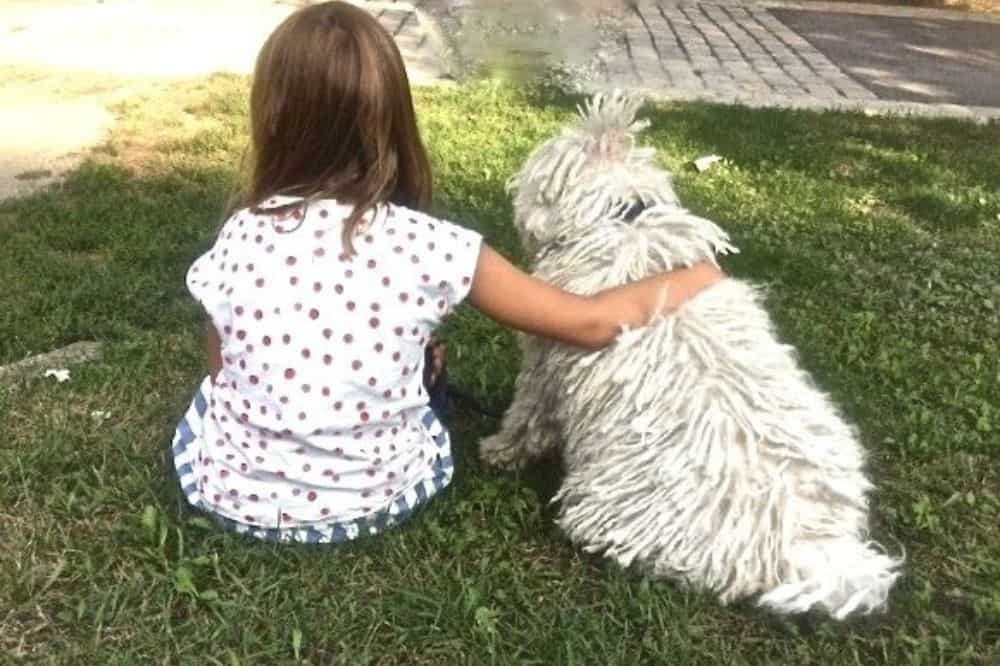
[508,91,677,253]
[509,90,735,270]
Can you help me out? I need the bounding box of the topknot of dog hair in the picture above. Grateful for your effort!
[576,90,650,136]
[569,90,654,168]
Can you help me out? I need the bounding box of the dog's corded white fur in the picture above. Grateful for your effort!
[480,90,902,619]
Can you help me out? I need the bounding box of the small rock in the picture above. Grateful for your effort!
[0,341,102,389]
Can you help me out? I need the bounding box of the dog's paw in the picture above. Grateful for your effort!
[479,434,528,470]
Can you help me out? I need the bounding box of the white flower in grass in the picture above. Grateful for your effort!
[44,368,71,383]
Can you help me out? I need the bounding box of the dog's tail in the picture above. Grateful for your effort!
[758,537,904,620]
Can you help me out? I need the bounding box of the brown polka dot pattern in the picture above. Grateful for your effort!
[183,198,482,530]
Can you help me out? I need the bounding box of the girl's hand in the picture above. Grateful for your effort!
[206,321,223,380]
[423,339,446,388]
[468,245,724,350]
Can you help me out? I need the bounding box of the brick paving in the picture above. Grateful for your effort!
[585,0,1000,120]
[605,2,878,101]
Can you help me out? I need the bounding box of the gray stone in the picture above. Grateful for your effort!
[0,342,104,387]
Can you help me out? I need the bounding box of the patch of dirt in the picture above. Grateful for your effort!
[94,75,249,179]
[0,67,128,200]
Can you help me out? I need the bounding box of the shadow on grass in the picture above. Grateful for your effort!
[0,162,236,364]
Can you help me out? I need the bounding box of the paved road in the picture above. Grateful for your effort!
[771,8,1000,107]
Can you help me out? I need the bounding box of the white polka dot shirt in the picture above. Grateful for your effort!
[183,196,482,528]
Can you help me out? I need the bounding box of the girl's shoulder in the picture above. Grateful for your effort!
[377,203,484,310]
[380,203,481,245]
[215,197,482,255]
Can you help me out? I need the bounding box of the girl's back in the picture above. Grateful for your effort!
[182,196,480,532]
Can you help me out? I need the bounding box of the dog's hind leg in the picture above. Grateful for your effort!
[479,342,565,470]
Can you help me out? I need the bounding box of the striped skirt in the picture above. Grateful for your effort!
[171,375,454,544]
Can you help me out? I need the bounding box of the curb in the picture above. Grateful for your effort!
[627,87,1000,121]
[758,0,1000,24]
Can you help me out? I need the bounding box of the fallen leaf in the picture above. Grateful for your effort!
[693,154,723,172]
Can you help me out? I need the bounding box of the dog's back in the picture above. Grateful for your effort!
[492,91,901,618]
[545,267,900,616]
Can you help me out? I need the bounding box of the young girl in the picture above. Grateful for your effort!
[172,1,723,544]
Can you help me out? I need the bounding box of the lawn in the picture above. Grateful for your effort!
[1,77,998,664]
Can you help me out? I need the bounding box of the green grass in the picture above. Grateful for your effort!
[1,76,998,664]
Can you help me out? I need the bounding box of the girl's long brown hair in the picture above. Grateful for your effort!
[242,1,432,251]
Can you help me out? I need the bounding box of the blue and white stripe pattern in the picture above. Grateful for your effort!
[171,376,454,544]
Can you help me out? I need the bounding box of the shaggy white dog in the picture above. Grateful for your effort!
[479,91,902,619]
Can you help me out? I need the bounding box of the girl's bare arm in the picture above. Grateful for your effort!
[468,245,724,350]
